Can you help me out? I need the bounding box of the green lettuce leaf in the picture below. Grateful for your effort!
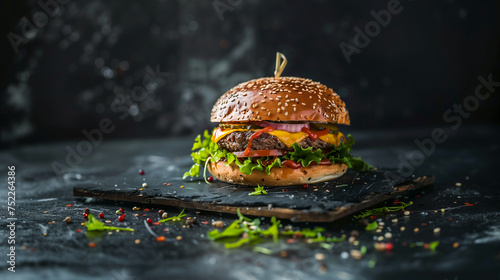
[183,130,374,180]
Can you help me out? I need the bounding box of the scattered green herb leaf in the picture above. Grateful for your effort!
[159,208,187,223]
[365,221,378,231]
[353,201,413,219]
[208,209,342,249]
[361,245,367,255]
[249,185,268,196]
[429,241,439,251]
[84,214,134,232]
[253,246,273,255]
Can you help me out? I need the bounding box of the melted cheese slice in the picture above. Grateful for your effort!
[213,128,344,147]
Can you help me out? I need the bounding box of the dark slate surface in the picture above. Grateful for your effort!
[75,168,415,212]
[1,125,499,280]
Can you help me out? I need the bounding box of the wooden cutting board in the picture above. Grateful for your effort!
[73,168,434,222]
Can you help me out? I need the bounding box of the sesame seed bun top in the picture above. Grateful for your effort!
[210,76,350,125]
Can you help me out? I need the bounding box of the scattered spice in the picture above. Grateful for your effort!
[433,227,441,234]
[76,229,81,233]
[207,176,214,183]
[120,207,124,213]
[116,209,122,215]
[156,236,166,242]
[142,183,147,188]
[441,208,446,212]
[180,185,184,189]
[464,202,474,206]
[139,169,145,175]
[99,213,104,219]
[83,213,89,219]
[88,242,97,248]
[391,218,398,223]
[453,242,459,248]
[455,182,462,187]
[133,206,140,211]
[66,204,72,207]
[146,218,152,224]
[162,213,168,219]
[385,242,393,251]
[134,239,141,244]
[303,184,309,189]
[384,232,392,239]
[176,236,182,241]
[414,227,420,233]
[163,183,167,185]
[64,217,72,223]
[158,210,165,216]
[84,208,90,214]
[118,214,126,222]
[404,210,410,216]
[400,226,406,231]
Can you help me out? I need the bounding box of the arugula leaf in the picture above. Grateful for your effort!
[353,201,413,219]
[84,214,134,232]
[208,210,341,249]
[159,208,187,223]
[249,185,268,196]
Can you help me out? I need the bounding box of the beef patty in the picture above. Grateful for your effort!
[217,131,334,152]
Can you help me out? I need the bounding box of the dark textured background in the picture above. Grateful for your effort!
[1,0,499,147]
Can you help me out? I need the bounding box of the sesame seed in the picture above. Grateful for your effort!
[285,112,288,116]
[277,108,281,113]
[278,102,281,106]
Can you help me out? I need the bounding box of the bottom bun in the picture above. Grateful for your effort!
[208,161,348,187]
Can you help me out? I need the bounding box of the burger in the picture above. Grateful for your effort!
[183,54,371,186]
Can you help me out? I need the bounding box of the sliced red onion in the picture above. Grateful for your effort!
[252,121,309,133]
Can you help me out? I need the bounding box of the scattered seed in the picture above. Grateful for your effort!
[377,236,384,241]
[142,183,147,188]
[414,227,419,233]
[350,250,362,260]
[315,253,325,261]
[455,182,462,187]
[64,217,72,223]
[400,226,406,231]
[162,213,168,219]
[134,239,141,244]
[384,232,392,239]
[133,206,140,211]
[404,211,410,216]
[212,221,224,228]
[176,236,182,241]
[441,208,446,212]
[453,242,459,248]
[392,218,398,223]
[433,227,441,233]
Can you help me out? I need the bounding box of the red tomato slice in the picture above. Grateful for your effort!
[233,149,285,158]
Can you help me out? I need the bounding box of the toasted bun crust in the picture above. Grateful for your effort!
[210,77,350,125]
[208,161,348,187]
